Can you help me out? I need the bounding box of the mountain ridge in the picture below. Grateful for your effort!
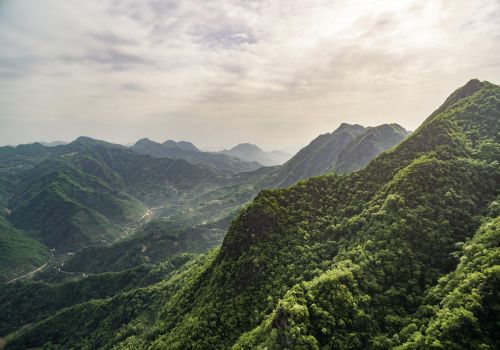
[218,143,291,166]
[3,79,498,349]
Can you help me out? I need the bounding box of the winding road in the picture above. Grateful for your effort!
[5,263,48,284]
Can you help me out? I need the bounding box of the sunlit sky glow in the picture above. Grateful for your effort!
[1,0,499,151]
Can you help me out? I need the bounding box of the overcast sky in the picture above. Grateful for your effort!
[1,0,499,151]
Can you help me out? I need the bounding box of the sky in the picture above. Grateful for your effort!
[1,0,499,151]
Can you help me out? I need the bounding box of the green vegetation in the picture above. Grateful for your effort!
[4,251,218,350]
[0,79,497,350]
[132,138,263,174]
[9,162,145,251]
[0,217,51,283]
[334,123,410,173]
[64,215,234,273]
[0,115,407,263]
[2,79,498,349]
[0,254,195,335]
[262,123,409,187]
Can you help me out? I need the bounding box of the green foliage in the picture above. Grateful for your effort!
[396,215,500,350]
[0,216,51,283]
[64,216,232,273]
[132,138,263,174]
[261,123,409,187]
[0,254,195,335]
[2,79,499,350]
[4,251,217,350]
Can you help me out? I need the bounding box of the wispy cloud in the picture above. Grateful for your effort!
[1,0,499,149]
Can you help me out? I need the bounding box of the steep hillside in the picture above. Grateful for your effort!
[4,79,498,349]
[0,217,51,283]
[7,159,145,252]
[334,123,410,173]
[63,215,233,273]
[218,143,291,166]
[0,136,123,175]
[270,123,366,186]
[132,138,262,174]
[163,140,200,152]
[263,123,409,187]
[0,254,195,336]
[4,142,230,252]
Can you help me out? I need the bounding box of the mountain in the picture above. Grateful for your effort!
[269,150,293,164]
[39,141,67,147]
[63,214,235,274]
[0,253,196,336]
[131,138,263,174]
[7,159,146,252]
[1,139,233,253]
[0,216,51,283]
[263,123,409,187]
[3,124,410,271]
[333,123,410,173]
[218,143,292,166]
[163,140,200,152]
[0,136,123,175]
[3,79,498,349]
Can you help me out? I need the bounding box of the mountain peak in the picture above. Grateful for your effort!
[134,138,157,146]
[74,136,97,143]
[69,136,123,150]
[162,140,199,152]
[336,123,366,133]
[432,79,490,117]
[218,143,288,166]
[230,143,263,153]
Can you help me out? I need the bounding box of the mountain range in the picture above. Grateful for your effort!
[0,121,408,268]
[218,143,291,166]
[131,138,263,174]
[52,122,408,274]
[0,80,500,350]
[261,123,410,187]
[1,79,497,349]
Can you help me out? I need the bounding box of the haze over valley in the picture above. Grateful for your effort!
[0,1,499,349]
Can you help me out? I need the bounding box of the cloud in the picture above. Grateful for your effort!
[60,48,152,70]
[0,0,500,149]
[120,82,144,92]
[90,32,138,46]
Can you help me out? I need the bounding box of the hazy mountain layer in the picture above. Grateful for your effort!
[262,122,409,187]
[218,143,291,166]
[4,80,498,349]
[132,138,263,174]
[0,217,51,283]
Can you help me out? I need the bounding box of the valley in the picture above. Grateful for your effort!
[1,1,498,348]
[0,80,498,349]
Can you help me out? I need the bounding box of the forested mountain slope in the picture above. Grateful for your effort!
[218,143,291,166]
[132,138,262,174]
[63,215,234,274]
[62,124,408,273]
[0,122,408,278]
[263,123,409,187]
[0,253,195,336]
[4,79,498,349]
[0,216,51,283]
[1,141,228,253]
[333,123,410,173]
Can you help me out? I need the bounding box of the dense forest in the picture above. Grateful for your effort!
[0,121,406,281]
[0,80,500,349]
[0,79,497,349]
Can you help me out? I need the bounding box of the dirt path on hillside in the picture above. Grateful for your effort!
[6,263,48,284]
[0,337,6,348]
